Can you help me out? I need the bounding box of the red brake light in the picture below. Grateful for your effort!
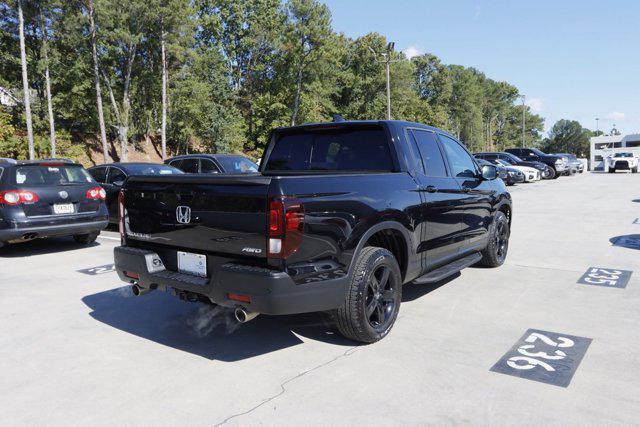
[269,200,283,235]
[86,187,106,200]
[267,197,304,259]
[0,190,38,205]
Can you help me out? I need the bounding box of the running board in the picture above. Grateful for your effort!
[412,252,482,284]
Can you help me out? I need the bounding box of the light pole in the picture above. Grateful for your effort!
[595,117,600,133]
[370,42,398,120]
[519,95,526,147]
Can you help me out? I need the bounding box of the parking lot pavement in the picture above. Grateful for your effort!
[1,172,639,426]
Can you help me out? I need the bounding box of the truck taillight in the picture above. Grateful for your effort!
[118,190,126,244]
[268,198,304,259]
[0,190,39,205]
[86,187,106,200]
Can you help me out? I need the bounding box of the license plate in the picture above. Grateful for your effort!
[53,203,74,214]
[177,251,207,277]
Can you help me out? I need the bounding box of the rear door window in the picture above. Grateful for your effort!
[89,167,107,183]
[168,159,183,170]
[200,159,221,174]
[107,168,127,185]
[265,127,393,172]
[410,130,448,177]
[179,159,200,173]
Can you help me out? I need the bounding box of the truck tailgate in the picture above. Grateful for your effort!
[123,174,271,258]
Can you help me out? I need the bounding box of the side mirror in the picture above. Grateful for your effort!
[481,164,498,180]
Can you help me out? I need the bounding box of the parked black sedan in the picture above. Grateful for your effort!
[0,158,108,248]
[87,162,183,223]
[165,154,258,174]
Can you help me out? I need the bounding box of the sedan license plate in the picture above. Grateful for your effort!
[53,203,74,215]
[177,251,207,277]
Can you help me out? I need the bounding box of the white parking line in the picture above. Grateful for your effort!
[98,235,120,241]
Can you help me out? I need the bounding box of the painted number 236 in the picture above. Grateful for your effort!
[507,332,575,372]
[584,268,621,285]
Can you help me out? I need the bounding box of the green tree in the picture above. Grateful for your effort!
[542,119,591,156]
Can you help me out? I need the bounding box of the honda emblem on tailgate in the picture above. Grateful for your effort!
[176,206,191,224]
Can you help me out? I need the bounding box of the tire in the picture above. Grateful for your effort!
[73,232,99,245]
[552,168,561,179]
[334,246,402,343]
[609,168,615,173]
[543,167,555,180]
[633,167,638,174]
[478,211,510,268]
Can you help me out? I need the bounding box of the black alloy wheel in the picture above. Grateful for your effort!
[364,264,397,330]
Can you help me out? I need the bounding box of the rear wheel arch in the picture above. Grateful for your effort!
[349,221,413,282]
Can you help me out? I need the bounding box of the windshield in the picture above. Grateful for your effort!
[614,153,633,158]
[265,127,393,172]
[216,156,259,173]
[530,148,545,156]
[496,159,511,167]
[126,165,184,175]
[14,165,95,186]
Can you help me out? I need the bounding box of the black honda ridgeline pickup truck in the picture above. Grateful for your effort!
[114,121,512,343]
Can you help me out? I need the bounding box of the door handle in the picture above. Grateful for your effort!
[421,185,438,193]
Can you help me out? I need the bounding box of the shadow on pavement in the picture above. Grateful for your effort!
[82,286,354,362]
[610,234,640,250]
[403,272,461,302]
[0,237,99,257]
[632,199,640,203]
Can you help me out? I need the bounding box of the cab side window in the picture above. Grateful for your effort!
[438,135,477,179]
[410,130,448,177]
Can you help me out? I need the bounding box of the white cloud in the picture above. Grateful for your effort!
[404,46,423,59]
[473,4,481,21]
[606,111,626,121]
[526,98,544,113]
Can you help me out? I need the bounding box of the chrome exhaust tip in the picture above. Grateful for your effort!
[234,307,259,323]
[132,284,152,296]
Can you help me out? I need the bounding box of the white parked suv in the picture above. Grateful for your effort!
[607,152,639,173]
[496,159,540,181]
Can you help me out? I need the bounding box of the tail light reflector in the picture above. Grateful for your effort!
[118,190,126,244]
[268,197,304,259]
[0,190,39,205]
[87,187,106,200]
[227,293,251,303]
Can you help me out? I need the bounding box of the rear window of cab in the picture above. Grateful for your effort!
[265,127,393,172]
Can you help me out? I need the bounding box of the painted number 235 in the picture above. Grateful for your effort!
[584,268,621,285]
[507,332,575,372]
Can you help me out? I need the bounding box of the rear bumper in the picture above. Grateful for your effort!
[0,217,108,242]
[113,246,347,315]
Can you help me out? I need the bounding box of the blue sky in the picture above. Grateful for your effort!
[320,0,640,135]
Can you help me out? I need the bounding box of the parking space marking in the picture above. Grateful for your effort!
[490,329,592,388]
[611,235,640,250]
[577,267,632,288]
[77,264,116,275]
[98,235,120,241]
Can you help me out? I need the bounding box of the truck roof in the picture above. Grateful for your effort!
[274,120,456,139]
